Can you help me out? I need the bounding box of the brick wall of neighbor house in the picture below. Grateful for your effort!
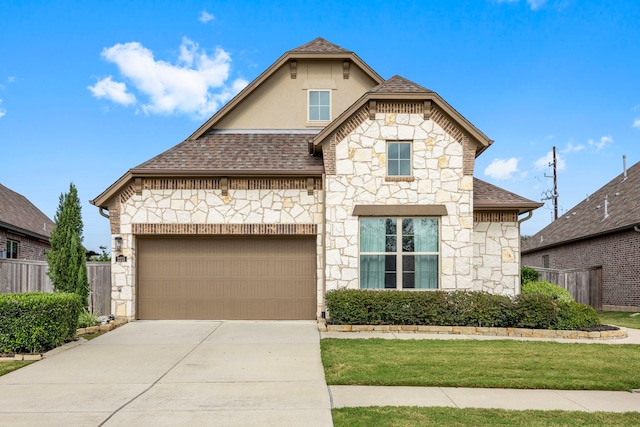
[112,180,323,318]
[0,229,49,261]
[472,221,521,295]
[324,112,476,292]
[522,229,640,308]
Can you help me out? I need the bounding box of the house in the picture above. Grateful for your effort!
[91,38,542,320]
[0,184,54,261]
[522,158,640,311]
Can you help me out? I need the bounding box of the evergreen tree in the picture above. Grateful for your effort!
[46,183,89,306]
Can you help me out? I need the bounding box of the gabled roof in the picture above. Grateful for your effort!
[312,74,493,155]
[0,183,54,241]
[473,178,543,214]
[91,132,324,207]
[187,37,384,141]
[522,160,640,253]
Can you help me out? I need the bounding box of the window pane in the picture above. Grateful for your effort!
[402,235,414,252]
[399,160,411,176]
[402,272,415,289]
[388,143,399,159]
[415,255,438,289]
[360,218,386,252]
[385,219,396,235]
[414,218,438,252]
[309,91,319,104]
[361,255,385,289]
[388,161,398,176]
[309,106,319,121]
[319,91,330,104]
[385,273,397,289]
[319,107,330,121]
[385,236,396,252]
[385,255,397,289]
[399,143,410,159]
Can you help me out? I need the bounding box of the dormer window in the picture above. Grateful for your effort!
[308,90,330,121]
[387,141,412,176]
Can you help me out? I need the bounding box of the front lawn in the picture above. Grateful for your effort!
[333,407,640,427]
[321,339,640,391]
[598,312,640,330]
[0,361,35,377]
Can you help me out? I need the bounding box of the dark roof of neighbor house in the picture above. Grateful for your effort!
[474,178,544,214]
[133,133,324,175]
[368,75,434,94]
[522,159,640,253]
[0,183,54,240]
[288,37,350,53]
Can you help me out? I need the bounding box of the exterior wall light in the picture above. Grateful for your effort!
[114,236,123,253]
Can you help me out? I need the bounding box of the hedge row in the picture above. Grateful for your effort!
[325,289,600,330]
[0,292,83,354]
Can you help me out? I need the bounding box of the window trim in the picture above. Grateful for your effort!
[307,89,331,122]
[6,239,18,259]
[359,217,440,290]
[387,141,412,177]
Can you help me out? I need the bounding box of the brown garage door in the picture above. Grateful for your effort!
[137,237,316,320]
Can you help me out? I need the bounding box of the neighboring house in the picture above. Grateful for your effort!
[91,38,542,320]
[0,184,54,261]
[522,159,640,311]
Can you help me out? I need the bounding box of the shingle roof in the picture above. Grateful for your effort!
[522,160,640,253]
[0,184,54,240]
[368,75,434,94]
[473,178,543,213]
[288,37,350,53]
[133,133,324,174]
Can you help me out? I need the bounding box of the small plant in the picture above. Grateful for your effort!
[77,308,100,328]
[522,280,574,303]
[520,266,541,284]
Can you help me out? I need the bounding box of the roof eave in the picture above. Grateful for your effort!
[474,202,544,215]
[0,221,51,242]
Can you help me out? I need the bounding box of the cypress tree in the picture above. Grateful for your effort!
[46,183,89,306]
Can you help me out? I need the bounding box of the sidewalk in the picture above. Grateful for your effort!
[322,325,640,412]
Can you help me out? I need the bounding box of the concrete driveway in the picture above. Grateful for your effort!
[0,320,333,426]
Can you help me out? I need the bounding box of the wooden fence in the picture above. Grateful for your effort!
[0,259,112,315]
[527,266,603,310]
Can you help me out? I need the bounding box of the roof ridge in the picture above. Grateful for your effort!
[288,37,350,53]
[369,75,433,94]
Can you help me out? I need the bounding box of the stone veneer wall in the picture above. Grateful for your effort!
[112,186,323,318]
[472,221,521,295]
[324,112,474,291]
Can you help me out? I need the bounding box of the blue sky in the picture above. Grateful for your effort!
[1,0,639,252]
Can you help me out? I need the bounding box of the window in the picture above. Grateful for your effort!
[542,255,549,268]
[308,90,330,121]
[6,240,18,259]
[387,142,411,176]
[360,218,438,289]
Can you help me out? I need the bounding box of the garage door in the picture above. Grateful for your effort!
[137,237,317,320]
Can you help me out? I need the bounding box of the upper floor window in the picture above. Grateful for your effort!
[360,217,439,290]
[308,90,330,121]
[6,239,18,259]
[387,142,411,176]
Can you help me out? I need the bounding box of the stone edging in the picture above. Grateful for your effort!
[319,323,628,340]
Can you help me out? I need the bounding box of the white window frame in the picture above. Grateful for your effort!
[308,90,331,122]
[359,217,439,290]
[387,141,412,177]
[6,239,18,259]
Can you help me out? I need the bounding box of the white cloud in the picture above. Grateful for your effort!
[0,99,5,118]
[534,151,566,171]
[633,118,640,128]
[588,135,613,151]
[560,141,585,153]
[199,11,215,23]
[484,158,519,180]
[527,0,547,9]
[88,76,136,105]
[92,38,246,118]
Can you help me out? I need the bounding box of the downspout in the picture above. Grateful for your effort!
[518,210,533,224]
[321,172,327,320]
[634,225,640,233]
[99,207,110,218]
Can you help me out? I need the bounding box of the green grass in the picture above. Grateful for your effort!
[321,339,640,391]
[0,361,35,377]
[598,312,640,330]
[81,333,104,340]
[332,407,640,427]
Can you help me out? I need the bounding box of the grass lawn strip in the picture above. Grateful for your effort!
[332,407,640,427]
[0,361,35,377]
[598,312,640,330]
[321,339,640,391]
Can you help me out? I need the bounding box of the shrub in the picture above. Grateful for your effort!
[77,308,100,328]
[522,280,574,303]
[0,293,82,354]
[521,266,541,284]
[513,293,560,329]
[556,301,601,330]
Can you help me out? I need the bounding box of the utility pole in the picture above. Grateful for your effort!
[541,146,559,220]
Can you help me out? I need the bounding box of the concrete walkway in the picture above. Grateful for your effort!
[0,320,333,427]
[323,326,640,413]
